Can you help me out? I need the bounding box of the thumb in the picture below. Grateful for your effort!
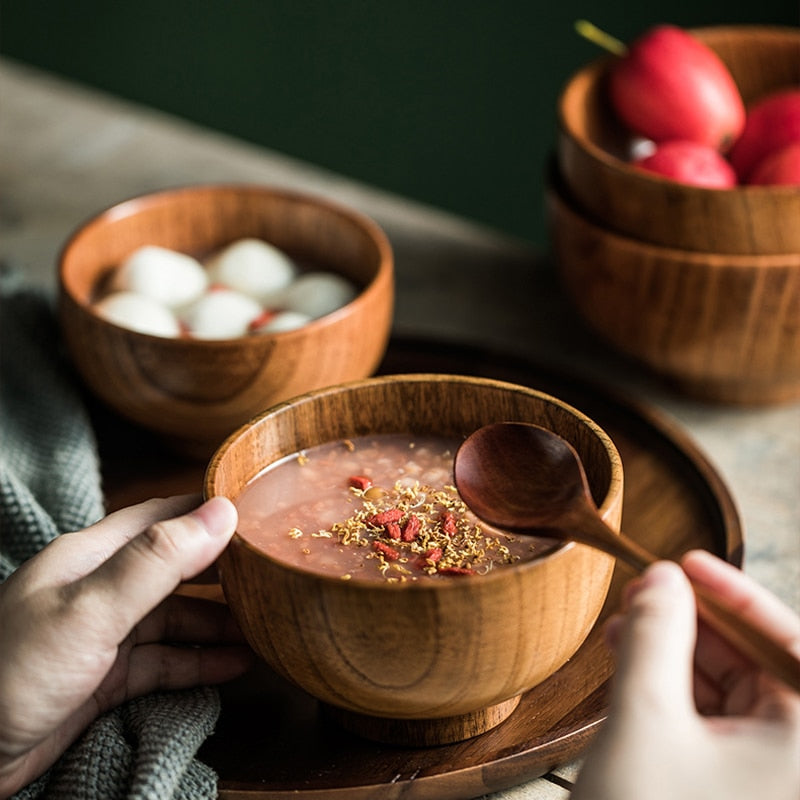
[610,560,697,720]
[68,496,238,645]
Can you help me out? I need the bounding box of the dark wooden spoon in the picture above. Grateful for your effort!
[454,422,800,693]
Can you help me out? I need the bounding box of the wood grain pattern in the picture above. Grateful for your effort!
[556,26,800,255]
[96,337,743,798]
[206,375,623,745]
[58,184,394,454]
[547,176,800,404]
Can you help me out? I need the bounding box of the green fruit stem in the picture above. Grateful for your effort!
[574,20,627,56]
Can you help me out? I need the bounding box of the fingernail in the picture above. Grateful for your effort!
[192,496,238,538]
[635,561,685,596]
[682,548,717,568]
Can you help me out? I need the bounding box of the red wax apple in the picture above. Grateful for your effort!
[633,140,738,188]
[748,142,800,186]
[729,89,800,181]
[608,25,745,151]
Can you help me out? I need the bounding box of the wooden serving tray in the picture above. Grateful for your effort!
[97,337,743,800]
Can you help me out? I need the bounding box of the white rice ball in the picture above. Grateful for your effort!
[206,238,297,304]
[181,288,264,340]
[110,245,208,308]
[251,310,312,334]
[279,272,358,319]
[94,291,181,338]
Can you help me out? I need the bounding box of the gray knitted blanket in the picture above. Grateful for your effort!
[0,268,220,800]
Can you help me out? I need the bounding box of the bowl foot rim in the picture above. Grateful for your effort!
[322,694,522,746]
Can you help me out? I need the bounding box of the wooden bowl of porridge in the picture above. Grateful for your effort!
[206,374,623,745]
[58,184,394,456]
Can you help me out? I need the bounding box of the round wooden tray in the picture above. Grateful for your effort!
[97,337,743,800]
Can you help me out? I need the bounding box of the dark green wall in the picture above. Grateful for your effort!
[2,2,797,245]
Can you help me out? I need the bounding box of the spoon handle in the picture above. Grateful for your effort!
[689,579,800,693]
[573,509,800,692]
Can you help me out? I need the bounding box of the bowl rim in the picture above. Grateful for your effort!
[548,173,800,267]
[557,24,800,196]
[205,372,624,591]
[57,182,394,346]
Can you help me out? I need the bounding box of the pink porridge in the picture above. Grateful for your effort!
[234,433,557,582]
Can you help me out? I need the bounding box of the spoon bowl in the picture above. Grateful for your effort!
[456,422,611,528]
[455,422,654,571]
[454,422,800,693]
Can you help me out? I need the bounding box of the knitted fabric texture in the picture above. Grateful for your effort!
[1,270,220,800]
[0,272,105,578]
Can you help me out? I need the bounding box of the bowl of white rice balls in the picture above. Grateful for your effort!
[58,184,394,454]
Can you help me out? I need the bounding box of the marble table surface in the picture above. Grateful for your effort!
[2,56,798,799]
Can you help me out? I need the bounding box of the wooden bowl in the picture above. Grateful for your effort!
[205,374,623,746]
[58,184,394,454]
[557,26,800,255]
[547,175,800,405]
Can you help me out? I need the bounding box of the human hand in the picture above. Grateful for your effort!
[571,549,800,800]
[0,495,254,799]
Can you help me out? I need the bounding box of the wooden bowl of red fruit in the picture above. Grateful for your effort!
[58,184,394,455]
[206,374,623,746]
[549,25,800,404]
[556,24,800,254]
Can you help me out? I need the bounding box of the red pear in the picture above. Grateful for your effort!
[729,89,800,181]
[748,142,800,186]
[633,140,737,188]
[609,25,745,151]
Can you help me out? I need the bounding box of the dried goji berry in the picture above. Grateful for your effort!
[401,514,421,542]
[424,547,443,564]
[438,566,476,576]
[385,521,401,540]
[440,511,457,535]
[373,541,400,560]
[367,508,403,526]
[348,475,373,491]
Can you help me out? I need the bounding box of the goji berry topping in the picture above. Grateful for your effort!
[422,547,443,565]
[440,511,457,536]
[348,475,373,491]
[373,541,400,561]
[328,449,522,581]
[384,521,402,541]
[366,508,404,527]
[401,514,421,542]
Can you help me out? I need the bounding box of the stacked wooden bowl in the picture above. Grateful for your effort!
[548,26,800,405]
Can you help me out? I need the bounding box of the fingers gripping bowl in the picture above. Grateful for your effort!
[205,374,624,745]
[58,184,394,454]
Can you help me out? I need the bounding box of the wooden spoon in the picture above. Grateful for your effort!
[454,422,800,693]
